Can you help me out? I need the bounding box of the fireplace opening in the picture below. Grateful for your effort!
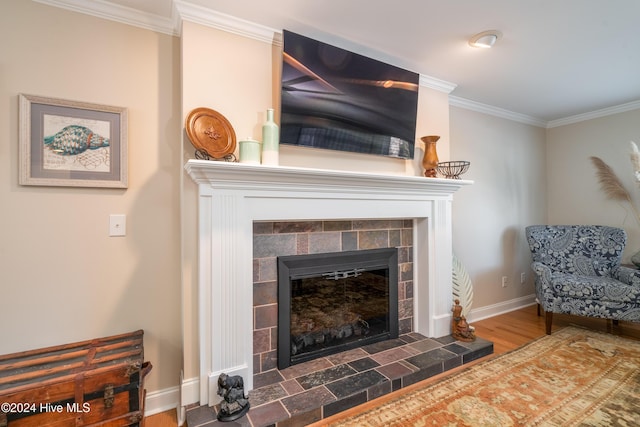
[277,248,399,369]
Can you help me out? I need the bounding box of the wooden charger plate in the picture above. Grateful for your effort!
[185,107,236,158]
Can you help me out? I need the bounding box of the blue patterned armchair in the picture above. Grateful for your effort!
[526,225,640,334]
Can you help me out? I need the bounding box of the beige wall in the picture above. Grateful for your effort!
[450,107,547,310]
[0,0,182,394]
[547,109,640,261]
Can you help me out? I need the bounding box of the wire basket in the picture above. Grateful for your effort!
[436,161,470,179]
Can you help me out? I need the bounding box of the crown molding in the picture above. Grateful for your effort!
[34,0,178,35]
[174,0,279,44]
[546,100,640,128]
[419,75,457,94]
[449,96,548,128]
[449,96,640,129]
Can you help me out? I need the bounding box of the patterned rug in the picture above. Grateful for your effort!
[326,326,640,426]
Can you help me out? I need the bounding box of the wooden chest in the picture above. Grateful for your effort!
[0,330,151,427]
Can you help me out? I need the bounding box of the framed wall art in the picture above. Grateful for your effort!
[19,94,128,188]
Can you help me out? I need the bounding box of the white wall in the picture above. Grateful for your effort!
[450,107,547,312]
[0,0,182,398]
[547,109,640,261]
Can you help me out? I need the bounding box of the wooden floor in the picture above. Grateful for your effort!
[145,409,179,427]
[144,305,640,427]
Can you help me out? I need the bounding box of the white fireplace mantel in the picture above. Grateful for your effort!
[184,159,471,405]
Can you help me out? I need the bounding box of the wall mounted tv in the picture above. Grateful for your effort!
[280,30,420,160]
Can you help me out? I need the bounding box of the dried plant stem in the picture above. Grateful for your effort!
[630,141,640,183]
[590,156,640,227]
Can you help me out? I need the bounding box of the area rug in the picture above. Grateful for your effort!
[326,326,640,426]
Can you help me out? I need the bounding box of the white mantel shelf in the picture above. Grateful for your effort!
[184,159,472,406]
[185,159,473,195]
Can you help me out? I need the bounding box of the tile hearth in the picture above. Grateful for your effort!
[186,333,493,427]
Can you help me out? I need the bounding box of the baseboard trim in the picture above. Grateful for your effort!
[144,386,180,417]
[468,294,537,323]
[180,375,201,406]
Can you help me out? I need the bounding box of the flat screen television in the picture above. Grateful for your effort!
[280,30,420,160]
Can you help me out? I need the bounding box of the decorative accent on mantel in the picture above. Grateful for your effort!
[184,159,472,406]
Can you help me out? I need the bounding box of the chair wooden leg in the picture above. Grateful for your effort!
[537,303,541,317]
[545,311,553,335]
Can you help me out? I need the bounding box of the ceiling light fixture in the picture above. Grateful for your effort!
[469,30,501,48]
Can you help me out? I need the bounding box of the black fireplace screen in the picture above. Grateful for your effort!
[278,248,399,369]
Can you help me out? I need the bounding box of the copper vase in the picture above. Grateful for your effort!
[421,135,440,177]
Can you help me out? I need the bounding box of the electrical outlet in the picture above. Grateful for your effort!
[521,272,526,284]
[501,276,508,288]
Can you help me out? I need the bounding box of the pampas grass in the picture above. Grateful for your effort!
[591,156,632,201]
[591,155,640,227]
[630,141,640,183]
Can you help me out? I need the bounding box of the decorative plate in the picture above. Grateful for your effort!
[185,107,236,158]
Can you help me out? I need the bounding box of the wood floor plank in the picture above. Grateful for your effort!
[145,409,178,427]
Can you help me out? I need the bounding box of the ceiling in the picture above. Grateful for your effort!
[44,0,640,126]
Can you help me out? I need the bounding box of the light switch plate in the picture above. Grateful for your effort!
[109,214,126,236]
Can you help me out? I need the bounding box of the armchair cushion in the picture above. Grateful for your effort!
[613,265,640,285]
[549,272,640,303]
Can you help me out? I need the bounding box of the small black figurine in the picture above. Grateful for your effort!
[216,373,250,421]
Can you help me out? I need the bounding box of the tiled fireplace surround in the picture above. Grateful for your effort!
[184,160,475,424]
[252,219,416,376]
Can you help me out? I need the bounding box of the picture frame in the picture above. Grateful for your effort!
[19,94,128,188]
